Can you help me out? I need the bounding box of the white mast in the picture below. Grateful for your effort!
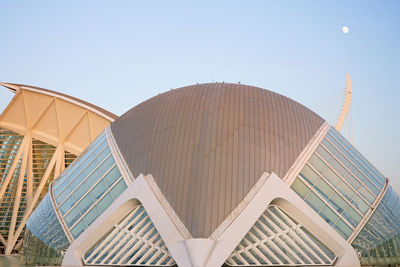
[335,73,353,143]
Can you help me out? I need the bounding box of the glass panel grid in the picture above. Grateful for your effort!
[291,127,390,241]
[68,176,126,238]
[328,128,385,187]
[352,186,400,265]
[26,194,70,252]
[319,140,379,197]
[52,132,127,240]
[61,160,116,218]
[297,175,355,234]
[0,129,59,247]
[322,137,381,196]
[55,141,109,204]
[305,160,367,217]
[57,150,112,210]
[53,133,106,195]
[0,128,24,245]
[329,128,385,182]
[315,147,374,207]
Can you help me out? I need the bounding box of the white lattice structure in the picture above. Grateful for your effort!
[0,83,116,254]
[226,206,336,266]
[63,172,359,267]
[83,204,175,266]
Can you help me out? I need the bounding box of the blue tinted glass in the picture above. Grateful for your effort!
[49,130,130,240]
[85,156,115,188]
[364,179,380,196]
[85,206,101,226]
[351,195,369,215]
[343,172,361,190]
[334,219,352,239]
[96,152,114,173]
[64,207,82,228]
[358,186,375,204]
[79,146,110,179]
[55,142,109,204]
[91,180,107,201]
[342,206,362,227]
[104,166,121,187]
[352,186,400,265]
[53,133,105,193]
[328,130,385,192]
[329,129,385,185]
[59,196,75,215]
[71,219,87,239]
[72,183,89,203]
[77,194,94,215]
[56,187,71,206]
[319,206,338,226]
[305,191,324,213]
[328,192,348,214]
[26,194,70,251]
[110,179,127,198]
[98,193,114,212]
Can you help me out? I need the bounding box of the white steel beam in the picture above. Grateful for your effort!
[10,145,62,246]
[5,134,30,254]
[0,135,28,201]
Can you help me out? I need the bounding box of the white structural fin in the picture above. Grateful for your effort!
[335,73,352,134]
[224,205,337,266]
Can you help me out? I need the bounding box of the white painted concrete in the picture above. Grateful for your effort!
[184,239,216,267]
[63,172,360,267]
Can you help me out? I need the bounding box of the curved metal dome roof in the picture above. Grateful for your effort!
[110,83,325,238]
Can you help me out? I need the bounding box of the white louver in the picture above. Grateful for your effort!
[225,205,337,266]
[83,204,175,266]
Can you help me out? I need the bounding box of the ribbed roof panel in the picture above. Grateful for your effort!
[110,83,325,237]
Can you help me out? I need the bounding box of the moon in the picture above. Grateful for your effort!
[342,26,349,34]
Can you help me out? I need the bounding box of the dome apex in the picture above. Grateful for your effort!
[111,82,324,237]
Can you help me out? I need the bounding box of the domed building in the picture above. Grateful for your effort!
[24,83,400,266]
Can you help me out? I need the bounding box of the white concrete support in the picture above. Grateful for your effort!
[63,174,192,267]
[63,172,360,267]
[184,239,216,267]
[206,172,360,267]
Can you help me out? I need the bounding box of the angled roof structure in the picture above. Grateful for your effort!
[0,83,116,254]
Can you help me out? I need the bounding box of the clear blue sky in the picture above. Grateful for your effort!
[1,1,399,191]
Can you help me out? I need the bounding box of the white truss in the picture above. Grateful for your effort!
[225,205,337,266]
[83,204,175,266]
[0,85,114,254]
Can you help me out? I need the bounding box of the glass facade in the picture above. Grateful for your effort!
[52,132,127,239]
[26,194,69,251]
[0,128,24,249]
[0,128,63,251]
[291,127,385,240]
[352,186,400,265]
[21,229,64,266]
[23,193,69,265]
[31,139,57,202]
[21,122,400,267]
